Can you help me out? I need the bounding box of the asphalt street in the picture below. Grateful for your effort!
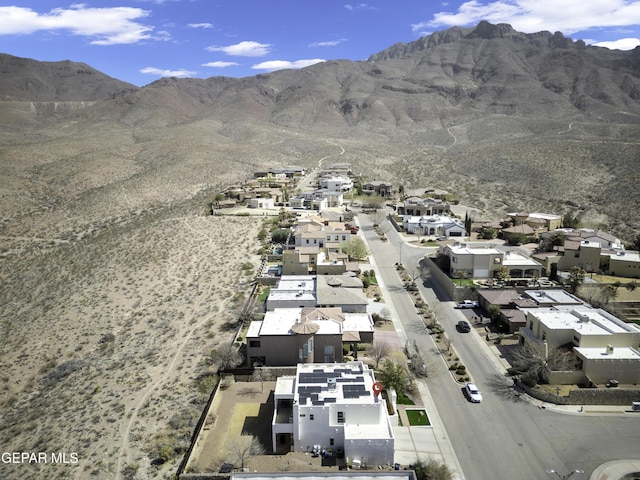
[357,210,640,480]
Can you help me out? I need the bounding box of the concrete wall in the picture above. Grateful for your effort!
[422,257,475,302]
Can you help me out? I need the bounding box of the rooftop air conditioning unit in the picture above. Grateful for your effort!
[327,378,337,390]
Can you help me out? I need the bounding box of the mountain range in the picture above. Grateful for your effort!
[1,21,639,238]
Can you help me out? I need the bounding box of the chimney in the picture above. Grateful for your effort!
[606,344,614,355]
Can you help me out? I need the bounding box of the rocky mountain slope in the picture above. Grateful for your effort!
[0,53,136,101]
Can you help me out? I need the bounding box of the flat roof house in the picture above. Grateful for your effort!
[441,243,542,280]
[246,308,374,366]
[272,361,394,468]
[519,305,640,384]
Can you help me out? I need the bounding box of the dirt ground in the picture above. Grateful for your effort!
[186,379,347,474]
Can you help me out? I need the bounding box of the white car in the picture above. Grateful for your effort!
[455,300,478,309]
[465,382,482,403]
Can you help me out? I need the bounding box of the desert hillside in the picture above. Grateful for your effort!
[0,21,639,479]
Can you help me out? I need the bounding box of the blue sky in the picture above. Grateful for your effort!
[1,1,640,87]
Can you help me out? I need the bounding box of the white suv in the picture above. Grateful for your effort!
[465,382,482,403]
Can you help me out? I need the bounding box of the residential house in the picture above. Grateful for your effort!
[316,274,368,313]
[501,224,536,243]
[290,192,329,211]
[319,176,354,192]
[403,187,449,200]
[266,275,368,313]
[396,197,450,217]
[282,248,320,275]
[441,243,542,280]
[362,181,393,197]
[248,197,275,209]
[271,361,394,468]
[477,288,584,333]
[506,212,562,233]
[246,308,374,366]
[266,276,317,311]
[533,230,638,277]
[519,305,640,384]
[403,215,466,237]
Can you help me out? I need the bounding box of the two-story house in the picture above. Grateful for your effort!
[246,308,374,367]
[271,361,394,468]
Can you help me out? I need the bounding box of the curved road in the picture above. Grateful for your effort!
[358,210,640,480]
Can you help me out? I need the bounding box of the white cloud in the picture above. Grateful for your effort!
[202,61,239,68]
[206,40,271,57]
[593,37,640,50]
[344,4,377,11]
[140,67,196,78]
[188,23,214,29]
[0,5,160,45]
[309,38,347,47]
[423,0,640,36]
[251,59,326,72]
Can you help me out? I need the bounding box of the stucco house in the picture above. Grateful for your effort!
[362,181,393,197]
[246,309,374,367]
[395,197,450,217]
[271,361,394,468]
[440,243,542,280]
[403,215,466,237]
[519,305,640,384]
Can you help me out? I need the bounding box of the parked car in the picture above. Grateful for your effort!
[457,320,471,333]
[465,383,482,403]
[455,300,478,309]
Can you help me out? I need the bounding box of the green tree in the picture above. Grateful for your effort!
[494,265,510,283]
[507,232,529,246]
[271,228,289,244]
[341,237,369,260]
[257,228,268,241]
[378,360,412,396]
[562,212,581,229]
[464,211,472,236]
[479,227,497,240]
[567,266,586,294]
[413,459,453,480]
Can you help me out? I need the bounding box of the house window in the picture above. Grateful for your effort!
[337,411,345,424]
[310,414,314,420]
[342,236,346,241]
[330,438,334,446]
[324,345,335,363]
[249,340,260,348]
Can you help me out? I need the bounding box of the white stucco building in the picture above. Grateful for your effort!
[519,305,640,384]
[402,214,466,237]
[272,361,394,468]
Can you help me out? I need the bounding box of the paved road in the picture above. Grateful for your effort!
[357,210,640,480]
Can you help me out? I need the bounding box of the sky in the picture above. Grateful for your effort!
[1,1,640,87]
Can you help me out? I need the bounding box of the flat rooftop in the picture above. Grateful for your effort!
[531,306,637,335]
[523,289,583,305]
[294,362,378,406]
[574,346,640,360]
